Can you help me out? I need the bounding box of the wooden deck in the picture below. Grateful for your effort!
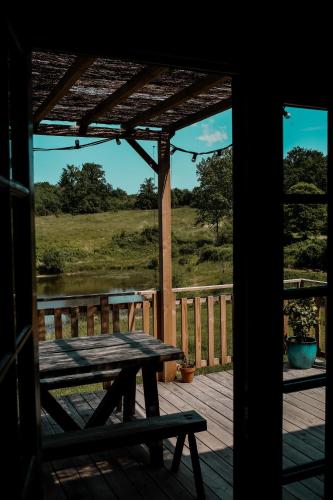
[42,365,326,499]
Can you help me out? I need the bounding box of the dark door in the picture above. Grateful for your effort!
[0,21,41,498]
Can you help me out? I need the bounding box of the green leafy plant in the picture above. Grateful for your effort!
[283,297,319,341]
[180,355,195,368]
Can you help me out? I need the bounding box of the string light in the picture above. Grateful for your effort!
[171,142,232,161]
[33,135,233,161]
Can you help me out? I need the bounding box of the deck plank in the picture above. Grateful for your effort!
[42,368,326,499]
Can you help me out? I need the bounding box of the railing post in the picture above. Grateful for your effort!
[220,295,229,365]
[100,295,109,334]
[128,302,135,332]
[142,301,150,334]
[70,307,79,337]
[87,305,95,336]
[37,310,46,341]
[207,296,215,366]
[194,297,202,368]
[181,298,188,359]
[112,304,120,333]
[54,308,63,339]
[152,292,158,338]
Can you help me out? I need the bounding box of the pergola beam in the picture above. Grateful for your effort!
[125,139,158,173]
[35,123,163,142]
[78,65,167,135]
[124,74,230,130]
[166,97,232,132]
[33,55,96,126]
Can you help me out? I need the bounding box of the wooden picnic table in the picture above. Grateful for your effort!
[39,332,184,465]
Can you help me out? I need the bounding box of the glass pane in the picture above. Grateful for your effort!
[283,107,327,194]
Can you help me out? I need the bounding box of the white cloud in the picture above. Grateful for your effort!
[301,126,325,132]
[197,124,228,146]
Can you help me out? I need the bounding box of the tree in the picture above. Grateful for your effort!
[284,147,327,192]
[35,182,62,215]
[284,182,326,242]
[59,163,113,214]
[193,150,232,238]
[135,177,158,209]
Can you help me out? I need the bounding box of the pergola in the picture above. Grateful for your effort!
[32,50,232,381]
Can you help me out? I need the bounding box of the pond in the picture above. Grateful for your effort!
[37,269,158,298]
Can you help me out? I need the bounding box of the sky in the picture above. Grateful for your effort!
[33,106,327,194]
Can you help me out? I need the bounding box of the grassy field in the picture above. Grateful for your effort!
[35,207,233,289]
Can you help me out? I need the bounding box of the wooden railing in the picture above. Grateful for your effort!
[37,278,327,370]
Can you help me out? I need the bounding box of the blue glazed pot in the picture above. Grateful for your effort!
[286,336,317,369]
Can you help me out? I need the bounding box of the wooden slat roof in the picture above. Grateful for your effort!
[32,51,232,136]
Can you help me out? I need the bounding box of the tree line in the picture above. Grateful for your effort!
[36,146,327,254]
[35,163,195,216]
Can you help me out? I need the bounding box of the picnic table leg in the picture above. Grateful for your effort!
[123,371,136,422]
[142,363,164,467]
[86,366,139,428]
[40,385,81,432]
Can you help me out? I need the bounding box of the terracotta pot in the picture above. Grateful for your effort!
[180,366,195,383]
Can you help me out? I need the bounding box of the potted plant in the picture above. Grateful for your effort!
[283,297,319,369]
[178,356,196,383]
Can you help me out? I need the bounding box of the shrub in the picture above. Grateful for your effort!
[178,257,189,266]
[293,239,327,270]
[147,257,158,270]
[179,242,197,255]
[39,248,65,274]
[216,220,233,245]
[195,238,214,248]
[139,226,159,243]
[198,246,221,262]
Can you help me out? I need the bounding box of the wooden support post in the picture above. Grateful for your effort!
[158,135,176,381]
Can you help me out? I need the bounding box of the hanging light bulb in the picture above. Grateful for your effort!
[170,145,177,155]
[75,139,80,149]
[217,149,222,156]
[116,137,121,145]
[192,153,198,162]
[282,107,291,119]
